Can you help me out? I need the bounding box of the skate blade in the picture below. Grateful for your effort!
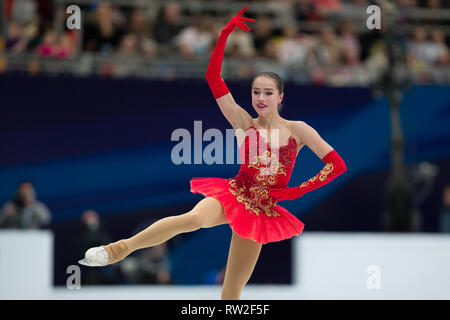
[78,258,101,267]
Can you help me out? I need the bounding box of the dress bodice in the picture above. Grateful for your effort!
[228,125,299,217]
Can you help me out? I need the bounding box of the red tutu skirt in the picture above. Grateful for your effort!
[190,177,305,244]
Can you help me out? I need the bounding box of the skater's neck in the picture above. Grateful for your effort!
[254,114,285,129]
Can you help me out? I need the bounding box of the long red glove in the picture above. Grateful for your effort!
[269,150,347,201]
[205,5,254,99]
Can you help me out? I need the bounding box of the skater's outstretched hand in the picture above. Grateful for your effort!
[205,5,254,101]
[222,5,254,35]
[269,186,305,201]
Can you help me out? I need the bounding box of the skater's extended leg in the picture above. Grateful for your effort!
[81,196,227,266]
[125,196,227,252]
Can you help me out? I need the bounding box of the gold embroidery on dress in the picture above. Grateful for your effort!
[300,162,334,188]
[228,179,280,217]
[228,144,296,218]
[249,149,286,184]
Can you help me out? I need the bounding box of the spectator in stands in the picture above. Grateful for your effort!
[116,33,139,56]
[5,0,41,50]
[311,26,343,67]
[119,8,158,58]
[277,25,311,66]
[294,0,314,22]
[116,219,174,284]
[339,20,361,66]
[83,1,125,53]
[141,37,159,58]
[0,181,51,229]
[127,7,153,42]
[58,31,77,58]
[154,2,183,49]
[314,0,343,19]
[76,210,112,254]
[406,27,435,68]
[35,29,76,58]
[5,20,28,53]
[252,15,274,57]
[438,185,450,233]
[175,14,214,59]
[262,38,279,60]
[114,33,140,77]
[7,0,36,25]
[73,209,121,284]
[125,8,158,58]
[429,29,449,65]
[36,28,57,56]
[135,243,172,284]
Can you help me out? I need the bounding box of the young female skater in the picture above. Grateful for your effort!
[79,6,347,300]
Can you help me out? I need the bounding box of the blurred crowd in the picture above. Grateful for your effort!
[0,181,51,229]
[0,0,449,83]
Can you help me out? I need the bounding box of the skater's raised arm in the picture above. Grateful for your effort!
[205,5,254,131]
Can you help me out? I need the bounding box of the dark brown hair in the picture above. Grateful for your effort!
[251,72,284,112]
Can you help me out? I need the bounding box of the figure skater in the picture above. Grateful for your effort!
[79,6,347,300]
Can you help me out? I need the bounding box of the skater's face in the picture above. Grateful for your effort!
[251,76,283,116]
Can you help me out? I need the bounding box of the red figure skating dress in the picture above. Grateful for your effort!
[190,124,305,244]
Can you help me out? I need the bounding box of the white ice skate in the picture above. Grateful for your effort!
[78,247,109,267]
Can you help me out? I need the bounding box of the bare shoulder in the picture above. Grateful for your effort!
[231,111,254,132]
[216,93,254,131]
[242,117,255,130]
[233,117,255,149]
[289,120,310,146]
[290,120,310,129]
[289,120,334,159]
